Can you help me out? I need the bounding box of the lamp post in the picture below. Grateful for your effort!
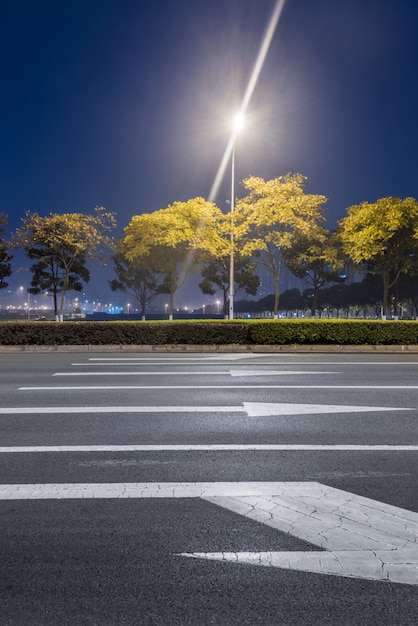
[229,112,244,320]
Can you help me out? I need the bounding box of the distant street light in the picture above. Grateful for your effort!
[19,286,30,319]
[229,112,244,320]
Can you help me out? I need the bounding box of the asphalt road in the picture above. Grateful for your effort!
[1,351,418,625]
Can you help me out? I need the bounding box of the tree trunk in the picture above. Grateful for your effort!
[273,278,279,319]
[310,290,318,317]
[140,296,146,320]
[221,286,228,318]
[53,290,58,318]
[272,261,283,319]
[382,271,389,319]
[168,292,174,320]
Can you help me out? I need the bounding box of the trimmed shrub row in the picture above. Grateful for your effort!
[0,319,418,346]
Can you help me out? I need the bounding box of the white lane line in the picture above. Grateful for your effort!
[88,357,256,360]
[0,403,412,416]
[70,365,341,377]
[18,385,418,390]
[87,355,269,361]
[57,370,338,376]
[86,358,418,365]
[52,370,341,377]
[1,444,418,453]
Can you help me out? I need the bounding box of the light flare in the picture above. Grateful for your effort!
[181,0,286,284]
[208,0,287,203]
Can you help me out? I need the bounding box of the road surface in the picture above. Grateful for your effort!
[1,351,418,625]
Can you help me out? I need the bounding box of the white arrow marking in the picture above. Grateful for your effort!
[0,481,304,500]
[178,482,418,585]
[55,371,223,376]
[228,370,338,377]
[242,403,411,417]
[0,406,237,415]
[0,480,417,584]
[0,402,411,416]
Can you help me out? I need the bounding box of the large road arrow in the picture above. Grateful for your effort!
[180,482,418,585]
[0,402,411,416]
[1,479,417,584]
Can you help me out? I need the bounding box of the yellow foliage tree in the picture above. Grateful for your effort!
[12,206,116,320]
[122,198,225,317]
[337,196,418,318]
[235,173,327,317]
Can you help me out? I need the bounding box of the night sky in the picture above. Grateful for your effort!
[1,0,418,307]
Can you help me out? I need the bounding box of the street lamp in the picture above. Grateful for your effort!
[19,286,30,319]
[229,112,244,320]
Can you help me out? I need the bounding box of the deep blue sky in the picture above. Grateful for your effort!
[1,0,418,306]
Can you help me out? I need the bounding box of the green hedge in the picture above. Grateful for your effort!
[1,319,418,346]
[0,320,249,345]
[247,319,418,345]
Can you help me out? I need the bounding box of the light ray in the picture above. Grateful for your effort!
[208,0,286,203]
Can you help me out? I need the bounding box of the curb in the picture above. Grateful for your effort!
[1,344,418,353]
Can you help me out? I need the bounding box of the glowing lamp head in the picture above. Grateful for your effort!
[232,112,244,134]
